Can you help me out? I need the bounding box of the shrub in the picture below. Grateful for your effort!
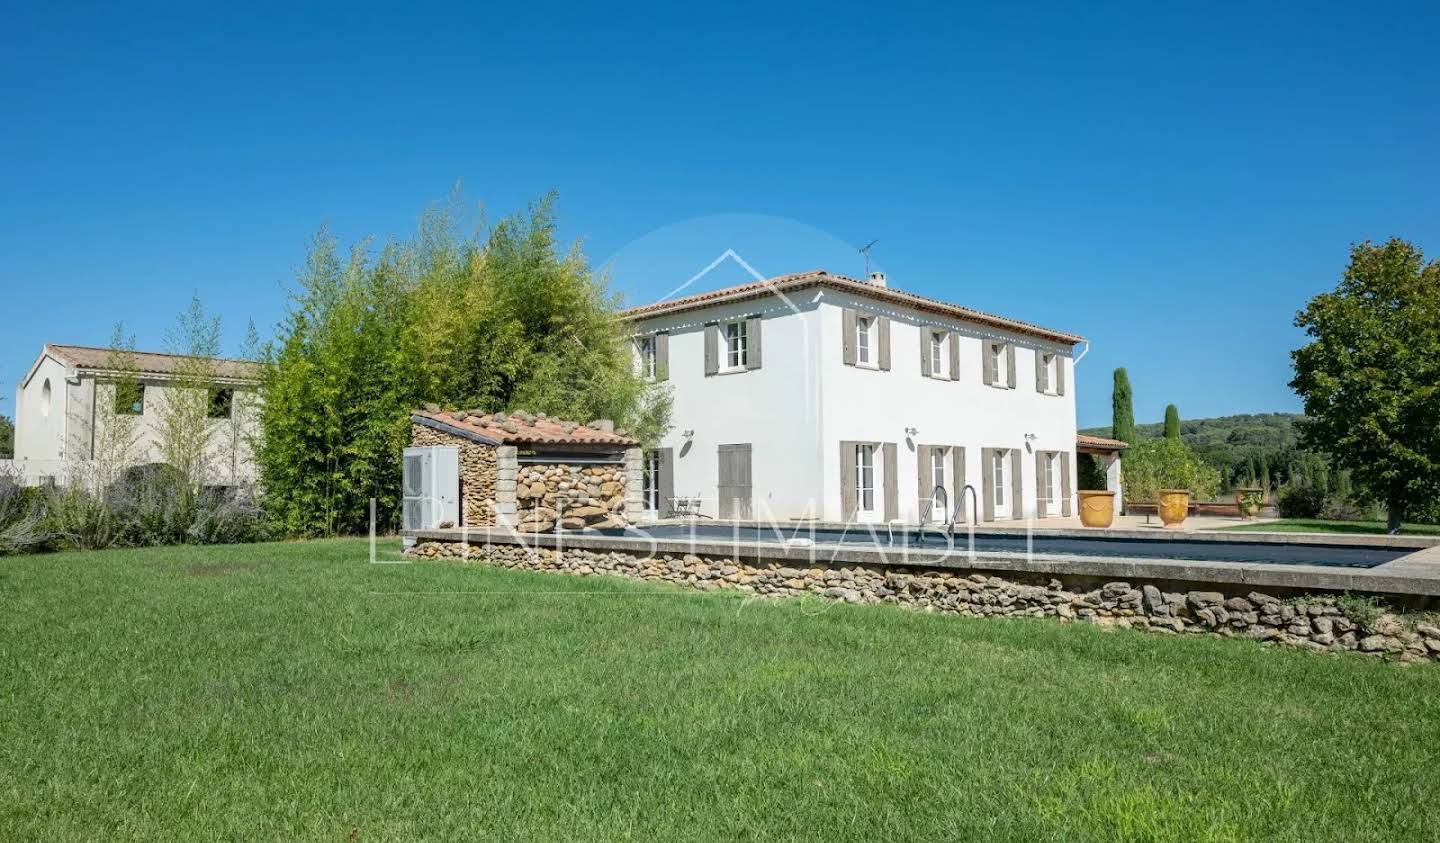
[0,471,48,555]
[1122,437,1221,502]
[1276,484,1327,519]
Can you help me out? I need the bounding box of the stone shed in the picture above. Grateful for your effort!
[408,408,642,532]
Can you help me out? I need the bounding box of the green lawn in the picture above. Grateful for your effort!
[3,539,1440,841]
[1226,518,1440,536]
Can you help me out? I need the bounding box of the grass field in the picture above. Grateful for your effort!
[3,539,1440,840]
[1226,519,1440,536]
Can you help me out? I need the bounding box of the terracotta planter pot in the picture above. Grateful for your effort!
[1234,487,1264,520]
[1078,491,1116,528]
[1157,490,1190,529]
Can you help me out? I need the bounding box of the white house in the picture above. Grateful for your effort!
[5,344,263,486]
[626,270,1124,525]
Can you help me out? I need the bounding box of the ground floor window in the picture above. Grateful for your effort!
[642,450,661,512]
[856,443,876,514]
[992,449,1010,517]
[931,447,948,523]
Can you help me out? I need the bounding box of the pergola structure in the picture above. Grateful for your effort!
[1076,434,1128,515]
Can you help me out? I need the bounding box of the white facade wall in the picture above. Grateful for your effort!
[817,290,1077,523]
[632,284,1079,523]
[13,354,69,463]
[640,295,827,520]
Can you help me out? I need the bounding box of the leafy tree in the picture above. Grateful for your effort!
[1111,368,1135,445]
[1163,404,1180,440]
[1290,238,1440,533]
[257,193,671,537]
[0,414,12,459]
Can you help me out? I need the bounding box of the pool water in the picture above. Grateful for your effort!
[598,524,1408,569]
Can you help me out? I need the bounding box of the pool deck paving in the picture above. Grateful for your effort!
[407,518,1440,601]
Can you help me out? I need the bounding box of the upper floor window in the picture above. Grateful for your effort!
[856,316,874,366]
[929,332,946,377]
[208,388,234,419]
[114,381,144,416]
[636,336,657,379]
[724,320,748,370]
[989,342,1010,388]
[1038,353,1060,395]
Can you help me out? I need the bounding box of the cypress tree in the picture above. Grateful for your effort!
[1163,404,1181,440]
[1111,368,1135,445]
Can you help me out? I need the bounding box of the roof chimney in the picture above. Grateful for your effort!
[868,271,887,288]
[591,419,615,433]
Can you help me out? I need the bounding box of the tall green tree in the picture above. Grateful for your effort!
[0,414,12,460]
[1290,238,1440,533]
[1163,404,1181,440]
[1111,368,1135,445]
[257,194,671,537]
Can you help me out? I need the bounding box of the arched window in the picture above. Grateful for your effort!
[41,378,52,419]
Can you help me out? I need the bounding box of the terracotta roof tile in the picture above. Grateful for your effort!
[46,344,263,381]
[411,409,639,447]
[622,269,1084,344]
[1077,433,1129,452]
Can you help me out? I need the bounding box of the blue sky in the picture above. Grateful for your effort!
[2,1,1437,428]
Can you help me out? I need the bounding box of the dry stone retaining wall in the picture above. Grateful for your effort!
[406,540,1440,663]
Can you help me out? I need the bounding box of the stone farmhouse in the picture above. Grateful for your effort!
[5,344,262,486]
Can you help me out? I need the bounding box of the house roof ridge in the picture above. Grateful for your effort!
[45,342,259,366]
[621,269,1084,344]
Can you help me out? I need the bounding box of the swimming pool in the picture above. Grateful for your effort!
[599,524,1409,569]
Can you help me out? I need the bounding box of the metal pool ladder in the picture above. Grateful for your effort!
[918,484,979,559]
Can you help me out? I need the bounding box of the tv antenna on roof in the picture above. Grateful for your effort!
[858,239,879,277]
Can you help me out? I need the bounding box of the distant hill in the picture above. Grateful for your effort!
[1081,413,1311,489]
[1081,413,1305,450]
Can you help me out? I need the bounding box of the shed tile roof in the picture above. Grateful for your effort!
[411,409,639,447]
[46,344,263,381]
[1076,433,1129,452]
[622,269,1084,344]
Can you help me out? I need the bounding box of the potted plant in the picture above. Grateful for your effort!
[1157,489,1190,528]
[1078,490,1116,528]
[1234,487,1265,520]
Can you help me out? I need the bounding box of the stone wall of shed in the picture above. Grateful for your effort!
[409,423,498,527]
[515,461,631,531]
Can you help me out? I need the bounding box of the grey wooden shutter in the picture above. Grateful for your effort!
[882,442,898,520]
[658,447,675,516]
[920,332,932,378]
[1061,452,1073,516]
[1006,344,1017,390]
[717,444,752,519]
[981,447,995,521]
[1035,451,1049,517]
[916,445,932,519]
[745,315,762,370]
[655,333,670,381]
[982,343,996,385]
[951,446,967,523]
[1035,351,1048,393]
[839,441,857,520]
[877,316,891,371]
[1057,357,1066,396]
[704,323,719,376]
[1009,448,1023,519]
[842,309,857,366]
[948,332,961,381]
